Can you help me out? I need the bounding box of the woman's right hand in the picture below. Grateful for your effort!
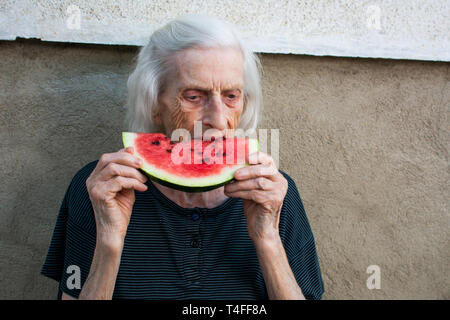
[86,147,148,244]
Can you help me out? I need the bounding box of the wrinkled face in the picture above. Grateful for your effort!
[154,46,244,139]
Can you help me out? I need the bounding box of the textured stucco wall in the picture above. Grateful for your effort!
[0,39,448,299]
[1,0,450,61]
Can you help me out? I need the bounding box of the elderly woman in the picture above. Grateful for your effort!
[41,15,324,300]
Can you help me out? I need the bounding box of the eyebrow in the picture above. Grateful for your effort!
[179,84,243,92]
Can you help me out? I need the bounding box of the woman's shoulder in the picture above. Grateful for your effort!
[71,160,99,184]
[277,169,314,246]
[65,160,98,202]
[278,169,301,198]
[63,160,99,232]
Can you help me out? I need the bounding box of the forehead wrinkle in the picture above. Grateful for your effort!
[173,48,244,93]
[176,73,244,93]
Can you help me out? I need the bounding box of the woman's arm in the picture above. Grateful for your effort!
[254,234,305,300]
[60,233,124,300]
[77,234,124,300]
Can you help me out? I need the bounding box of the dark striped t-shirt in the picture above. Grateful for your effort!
[41,160,324,300]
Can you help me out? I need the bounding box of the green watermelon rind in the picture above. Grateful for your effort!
[122,132,260,193]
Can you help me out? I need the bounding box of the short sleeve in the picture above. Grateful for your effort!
[278,171,325,300]
[40,161,98,299]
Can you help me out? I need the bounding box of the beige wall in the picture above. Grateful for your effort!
[0,39,448,299]
[259,54,449,299]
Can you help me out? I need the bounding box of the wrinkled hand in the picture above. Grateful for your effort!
[86,147,148,241]
[224,152,288,243]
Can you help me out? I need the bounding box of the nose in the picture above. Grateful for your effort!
[203,94,227,131]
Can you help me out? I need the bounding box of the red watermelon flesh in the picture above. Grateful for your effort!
[122,132,259,192]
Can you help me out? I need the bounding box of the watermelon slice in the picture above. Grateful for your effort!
[122,132,259,192]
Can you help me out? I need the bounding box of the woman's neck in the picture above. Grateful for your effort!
[152,181,230,209]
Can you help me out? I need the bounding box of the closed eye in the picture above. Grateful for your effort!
[183,89,206,103]
[224,90,241,102]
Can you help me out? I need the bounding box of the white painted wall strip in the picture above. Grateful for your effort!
[1,0,449,61]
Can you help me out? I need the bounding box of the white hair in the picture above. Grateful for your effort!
[124,14,263,133]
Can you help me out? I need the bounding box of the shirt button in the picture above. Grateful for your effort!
[190,239,199,248]
[191,213,200,221]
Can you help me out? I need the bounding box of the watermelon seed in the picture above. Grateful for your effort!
[151,140,160,145]
[166,149,172,153]
[211,137,215,141]
[223,152,226,156]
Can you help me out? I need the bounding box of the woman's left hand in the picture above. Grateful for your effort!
[224,152,288,244]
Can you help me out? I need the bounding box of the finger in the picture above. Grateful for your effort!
[247,152,274,166]
[97,150,143,172]
[225,177,273,193]
[234,164,278,181]
[120,147,134,154]
[104,176,148,194]
[225,189,264,202]
[99,162,148,183]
